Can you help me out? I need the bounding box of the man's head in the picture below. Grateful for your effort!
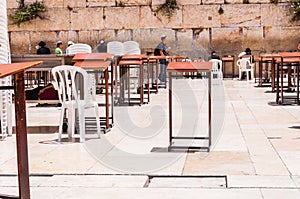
[56,41,63,48]
[245,48,251,55]
[161,35,167,43]
[38,41,46,47]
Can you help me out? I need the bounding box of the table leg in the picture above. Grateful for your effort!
[259,59,263,86]
[297,65,300,103]
[140,64,144,105]
[105,68,109,130]
[208,71,212,151]
[281,58,284,104]
[272,58,275,92]
[147,61,150,103]
[232,60,235,78]
[111,62,114,125]
[168,72,172,150]
[276,62,280,103]
[14,72,30,199]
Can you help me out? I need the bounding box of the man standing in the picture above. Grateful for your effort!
[155,35,171,82]
[36,41,50,54]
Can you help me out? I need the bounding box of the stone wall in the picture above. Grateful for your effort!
[6,0,300,58]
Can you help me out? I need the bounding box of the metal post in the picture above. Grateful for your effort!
[168,72,172,148]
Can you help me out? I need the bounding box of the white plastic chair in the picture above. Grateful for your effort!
[209,59,223,83]
[52,65,101,142]
[67,43,92,54]
[107,41,124,56]
[237,58,254,81]
[123,41,139,55]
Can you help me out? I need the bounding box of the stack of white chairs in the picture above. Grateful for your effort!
[52,65,101,142]
[237,58,254,81]
[0,0,13,139]
[209,59,223,84]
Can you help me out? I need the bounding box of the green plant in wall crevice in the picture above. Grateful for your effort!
[290,0,300,20]
[156,0,179,21]
[11,0,47,25]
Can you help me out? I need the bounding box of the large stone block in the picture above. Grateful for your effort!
[242,27,263,52]
[116,0,151,6]
[98,29,116,43]
[248,0,269,3]
[261,4,281,26]
[220,4,261,27]
[87,0,116,7]
[212,27,244,54]
[193,28,210,54]
[182,5,221,28]
[223,0,243,3]
[262,26,282,52]
[71,8,104,30]
[6,0,18,9]
[152,0,166,6]
[202,0,224,5]
[280,27,300,51]
[42,0,64,8]
[141,5,182,28]
[177,0,201,5]
[114,29,134,42]
[9,31,30,54]
[77,31,101,49]
[64,0,86,8]
[175,29,193,54]
[104,7,140,29]
[35,8,70,31]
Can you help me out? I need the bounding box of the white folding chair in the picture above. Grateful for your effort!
[237,58,254,81]
[52,65,101,142]
[67,43,92,54]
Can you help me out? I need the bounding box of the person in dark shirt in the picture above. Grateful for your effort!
[209,50,220,60]
[37,41,51,54]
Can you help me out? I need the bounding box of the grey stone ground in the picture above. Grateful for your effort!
[1,79,300,198]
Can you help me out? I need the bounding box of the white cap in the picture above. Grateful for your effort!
[161,35,167,40]
[68,41,74,45]
[56,40,62,45]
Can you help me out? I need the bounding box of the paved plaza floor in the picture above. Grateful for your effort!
[1,79,300,198]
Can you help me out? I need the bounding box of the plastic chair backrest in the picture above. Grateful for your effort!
[67,43,92,54]
[107,41,124,56]
[237,58,251,70]
[52,65,95,104]
[123,41,139,54]
[125,48,141,55]
[209,59,222,72]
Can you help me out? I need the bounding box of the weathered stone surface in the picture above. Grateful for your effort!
[202,0,224,5]
[151,0,166,6]
[87,0,116,7]
[43,0,64,8]
[64,0,87,8]
[248,0,269,3]
[174,29,193,56]
[143,5,183,28]
[112,29,133,42]
[224,0,243,4]
[242,27,263,52]
[104,7,140,29]
[280,27,300,51]
[7,9,36,31]
[140,6,164,28]
[71,8,104,30]
[193,28,210,56]
[35,8,70,31]
[261,4,281,26]
[177,0,201,5]
[28,31,57,54]
[6,0,18,9]
[77,30,102,49]
[135,28,175,49]
[183,5,221,28]
[220,4,261,27]
[262,26,282,52]
[212,27,244,54]
[116,0,151,6]
[9,31,30,54]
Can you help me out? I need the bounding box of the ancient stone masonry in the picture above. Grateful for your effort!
[6,0,300,58]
